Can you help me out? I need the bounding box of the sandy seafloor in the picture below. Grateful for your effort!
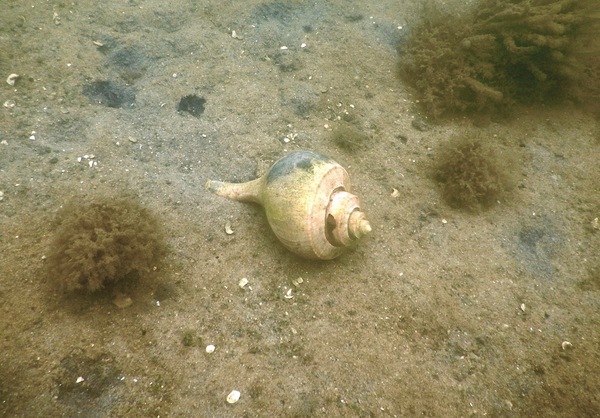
[1,0,599,416]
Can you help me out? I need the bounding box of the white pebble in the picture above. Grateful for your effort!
[227,390,241,404]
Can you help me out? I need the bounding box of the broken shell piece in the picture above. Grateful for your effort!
[391,188,400,198]
[284,288,293,299]
[226,390,241,404]
[225,221,234,235]
[561,341,572,350]
[6,74,19,86]
[206,344,216,353]
[238,277,249,288]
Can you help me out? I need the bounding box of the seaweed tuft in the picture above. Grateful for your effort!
[331,122,370,153]
[46,197,165,292]
[399,0,600,118]
[433,134,518,211]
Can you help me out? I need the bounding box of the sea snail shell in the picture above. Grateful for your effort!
[205,150,371,260]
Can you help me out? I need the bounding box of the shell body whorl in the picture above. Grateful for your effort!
[206,150,371,260]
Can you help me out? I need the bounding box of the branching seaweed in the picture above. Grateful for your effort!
[399,0,600,118]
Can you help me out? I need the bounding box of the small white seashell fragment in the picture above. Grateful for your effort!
[238,277,249,288]
[206,344,216,353]
[6,74,19,86]
[225,221,234,235]
[391,188,400,198]
[561,341,572,350]
[227,390,241,404]
[519,303,526,312]
[76,376,85,383]
[280,46,288,50]
[284,288,293,299]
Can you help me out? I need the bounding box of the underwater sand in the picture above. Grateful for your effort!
[1,0,599,416]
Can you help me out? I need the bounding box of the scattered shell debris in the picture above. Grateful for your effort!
[291,277,303,287]
[226,390,241,404]
[3,100,15,108]
[225,221,234,235]
[77,154,97,168]
[231,30,243,40]
[519,303,526,312]
[0,191,4,202]
[6,74,19,86]
[391,188,400,198]
[205,344,216,353]
[282,132,298,144]
[128,136,137,143]
[76,376,85,383]
[29,131,36,140]
[592,217,599,230]
[284,288,293,299]
[238,277,249,289]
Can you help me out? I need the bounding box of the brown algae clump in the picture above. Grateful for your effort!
[399,0,600,118]
[46,197,165,292]
[331,122,370,153]
[433,134,518,211]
